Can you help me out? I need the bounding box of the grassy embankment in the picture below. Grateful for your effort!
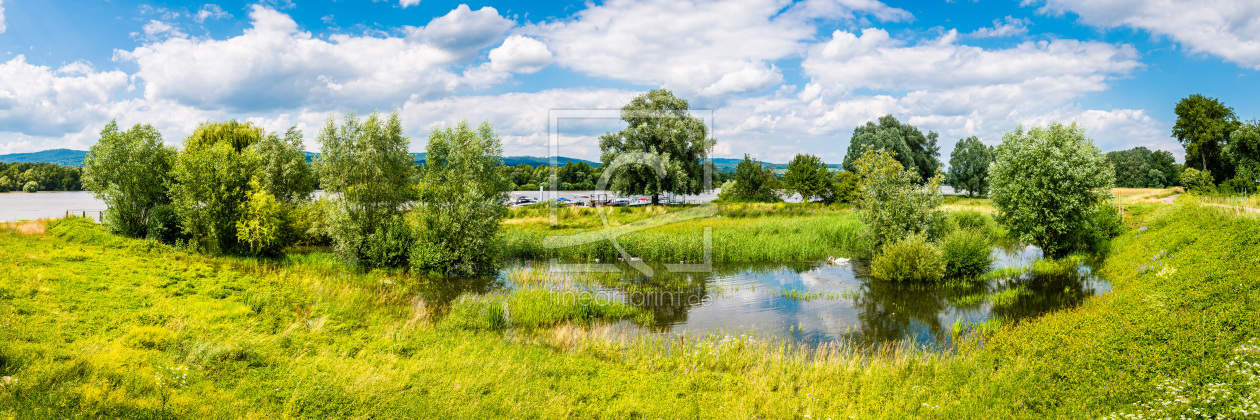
[3,196,1260,417]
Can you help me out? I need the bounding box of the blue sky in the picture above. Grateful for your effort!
[0,0,1257,163]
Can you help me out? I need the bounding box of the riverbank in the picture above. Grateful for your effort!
[1,200,1256,417]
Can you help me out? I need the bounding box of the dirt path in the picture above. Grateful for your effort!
[1160,194,1180,204]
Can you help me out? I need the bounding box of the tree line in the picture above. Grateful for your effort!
[0,162,83,192]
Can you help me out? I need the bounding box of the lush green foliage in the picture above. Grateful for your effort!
[946,136,993,196]
[412,121,512,275]
[6,202,1260,417]
[822,171,859,204]
[236,179,291,257]
[1173,93,1240,182]
[509,161,604,191]
[169,120,265,253]
[853,146,944,252]
[782,154,830,201]
[82,120,176,238]
[869,234,944,282]
[1105,146,1181,188]
[0,161,82,192]
[599,89,714,203]
[21,181,37,193]
[315,111,416,267]
[990,122,1114,258]
[717,154,780,202]
[1229,121,1260,187]
[940,229,993,278]
[1180,167,1216,193]
[254,127,317,204]
[843,115,941,181]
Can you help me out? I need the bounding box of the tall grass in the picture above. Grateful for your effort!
[3,201,1260,417]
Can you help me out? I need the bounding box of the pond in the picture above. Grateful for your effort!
[414,244,1109,349]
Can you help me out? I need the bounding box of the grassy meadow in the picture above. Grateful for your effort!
[2,193,1260,417]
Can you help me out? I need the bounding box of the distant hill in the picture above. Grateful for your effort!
[0,149,89,167]
[3,149,805,172]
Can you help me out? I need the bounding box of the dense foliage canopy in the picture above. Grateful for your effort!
[82,120,175,238]
[945,136,994,197]
[843,115,941,181]
[600,89,714,204]
[990,122,1115,258]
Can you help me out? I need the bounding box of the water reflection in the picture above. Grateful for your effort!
[503,244,1110,348]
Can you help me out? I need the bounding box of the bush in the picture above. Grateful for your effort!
[1180,167,1215,193]
[1072,201,1123,254]
[854,146,944,253]
[146,204,184,244]
[941,229,994,278]
[362,216,414,269]
[236,182,291,257]
[290,199,333,246]
[927,214,959,242]
[822,171,859,204]
[22,181,38,193]
[951,210,1004,239]
[869,234,945,282]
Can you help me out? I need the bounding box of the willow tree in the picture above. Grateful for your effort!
[314,111,416,267]
[83,120,175,238]
[599,89,714,204]
[412,121,512,275]
[169,120,265,252]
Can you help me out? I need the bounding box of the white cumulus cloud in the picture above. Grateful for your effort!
[1030,0,1260,69]
[530,0,911,101]
[116,5,511,113]
[489,35,553,74]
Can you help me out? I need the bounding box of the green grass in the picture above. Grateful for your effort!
[501,203,867,263]
[3,201,1260,417]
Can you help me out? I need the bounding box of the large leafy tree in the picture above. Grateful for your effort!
[600,89,714,204]
[843,115,941,181]
[990,122,1114,258]
[315,111,416,266]
[255,127,317,204]
[1105,147,1181,188]
[782,153,831,201]
[1173,94,1240,182]
[83,120,176,238]
[945,136,993,197]
[1230,121,1260,187]
[412,121,512,275]
[169,120,265,252]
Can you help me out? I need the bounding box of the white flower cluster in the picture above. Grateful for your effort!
[1104,340,1260,419]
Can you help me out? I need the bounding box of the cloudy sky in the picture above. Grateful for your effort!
[1,0,1258,163]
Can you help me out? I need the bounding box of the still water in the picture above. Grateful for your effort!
[420,244,1109,348]
[0,191,105,221]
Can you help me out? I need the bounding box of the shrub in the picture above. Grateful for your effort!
[290,198,333,246]
[362,216,413,269]
[22,181,38,193]
[782,154,831,201]
[822,171,859,204]
[170,120,265,253]
[236,181,291,257]
[146,204,184,244]
[853,146,945,253]
[1072,201,1123,254]
[717,155,781,202]
[951,210,1003,239]
[989,122,1114,257]
[941,229,994,278]
[869,234,945,282]
[1180,167,1215,193]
